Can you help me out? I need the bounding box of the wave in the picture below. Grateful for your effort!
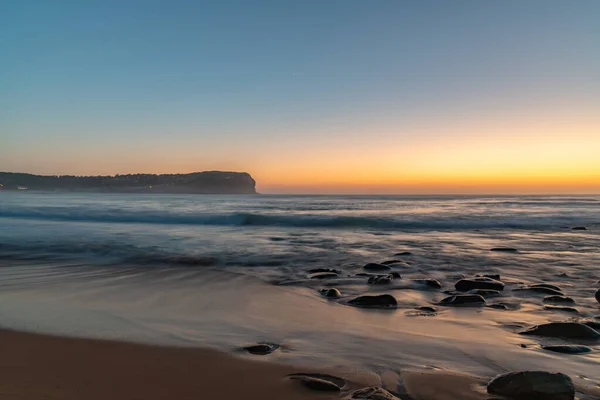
[0,207,595,230]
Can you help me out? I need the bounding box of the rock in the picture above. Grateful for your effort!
[520,322,600,340]
[544,296,575,304]
[381,260,403,265]
[417,306,436,313]
[242,343,280,355]
[488,303,509,310]
[345,386,400,400]
[390,272,402,279]
[468,289,502,297]
[544,305,579,313]
[583,320,600,330]
[595,288,600,304]
[490,247,518,252]
[571,226,587,230]
[412,279,442,289]
[542,345,592,354]
[439,294,486,306]
[363,263,391,272]
[455,278,504,292]
[514,287,564,296]
[394,251,412,256]
[477,274,501,280]
[320,288,341,298]
[287,374,343,392]
[487,371,575,400]
[348,294,397,308]
[308,272,339,279]
[308,268,342,274]
[530,283,562,292]
[368,275,393,285]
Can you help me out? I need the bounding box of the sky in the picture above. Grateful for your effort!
[1,0,599,194]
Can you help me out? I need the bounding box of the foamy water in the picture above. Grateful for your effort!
[1,192,599,385]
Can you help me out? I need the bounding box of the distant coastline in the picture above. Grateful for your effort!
[0,171,257,194]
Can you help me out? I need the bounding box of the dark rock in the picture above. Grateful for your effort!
[530,283,562,292]
[595,288,600,304]
[544,305,579,313]
[418,306,437,313]
[571,226,587,230]
[307,272,338,279]
[288,374,342,392]
[363,263,391,272]
[348,294,397,308]
[439,294,486,307]
[477,274,501,280]
[368,275,393,285]
[455,278,504,292]
[242,343,280,355]
[542,345,592,354]
[346,386,400,400]
[520,322,600,340]
[583,320,600,330]
[413,279,442,289]
[468,289,502,297]
[490,247,518,252]
[543,296,575,304]
[394,251,412,256]
[514,287,564,296]
[487,371,575,400]
[308,268,342,274]
[520,344,528,348]
[320,288,341,298]
[390,271,402,279]
[488,303,509,310]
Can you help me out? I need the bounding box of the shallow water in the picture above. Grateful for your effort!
[1,192,599,386]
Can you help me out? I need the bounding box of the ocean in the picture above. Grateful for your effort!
[1,192,599,382]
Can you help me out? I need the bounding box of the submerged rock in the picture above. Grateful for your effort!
[542,345,592,354]
[488,303,509,310]
[242,343,280,355]
[544,305,579,313]
[455,278,504,292]
[308,272,339,279]
[595,288,600,304]
[363,263,392,272]
[468,289,502,297]
[487,371,575,400]
[520,322,600,340]
[543,295,575,304]
[348,294,397,308]
[412,279,442,289]
[571,226,587,230]
[380,259,403,265]
[530,283,562,292]
[514,287,563,296]
[583,320,600,330]
[394,251,412,256]
[490,247,518,252]
[308,268,342,274]
[368,275,393,285]
[287,373,343,392]
[417,306,437,313]
[320,288,342,298]
[345,386,400,400]
[477,274,501,280]
[439,294,486,306]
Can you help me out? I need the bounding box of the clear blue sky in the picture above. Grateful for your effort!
[2,1,599,193]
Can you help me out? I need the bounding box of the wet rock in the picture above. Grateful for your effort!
[468,289,502,297]
[287,373,343,392]
[308,268,342,274]
[348,294,397,308]
[242,343,280,355]
[439,294,486,307]
[368,275,393,285]
[595,288,600,304]
[394,251,412,256]
[413,279,442,289]
[583,320,600,330]
[390,271,402,279]
[487,371,575,400]
[544,295,575,304]
[488,303,509,310]
[320,288,341,298]
[308,272,339,279]
[571,226,587,230]
[514,287,563,296]
[520,322,600,340]
[455,278,504,292]
[345,386,400,400]
[542,345,592,354]
[363,263,391,272]
[477,274,501,280]
[418,306,436,313]
[544,305,579,313]
[530,283,562,292]
[490,247,518,252]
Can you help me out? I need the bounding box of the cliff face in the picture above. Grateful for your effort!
[0,171,257,194]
